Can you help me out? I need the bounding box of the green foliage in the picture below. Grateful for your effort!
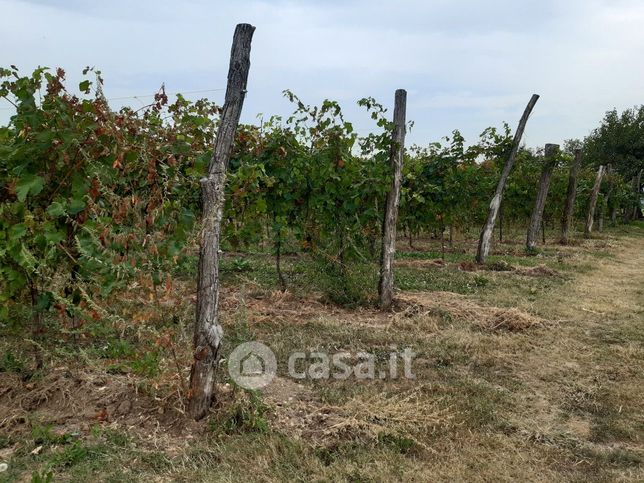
[1,66,640,367]
[223,91,392,290]
[584,106,644,220]
[0,349,26,373]
[49,441,89,468]
[584,106,644,179]
[31,469,54,483]
[130,350,160,377]
[31,422,72,446]
[0,66,217,334]
[210,390,270,435]
[308,255,378,307]
[400,125,511,238]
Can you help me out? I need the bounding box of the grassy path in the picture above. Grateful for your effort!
[486,226,644,481]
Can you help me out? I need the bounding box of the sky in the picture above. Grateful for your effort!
[1,0,644,148]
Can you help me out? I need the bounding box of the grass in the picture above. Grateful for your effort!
[396,265,492,293]
[1,223,643,482]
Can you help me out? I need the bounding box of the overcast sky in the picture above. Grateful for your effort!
[2,0,643,148]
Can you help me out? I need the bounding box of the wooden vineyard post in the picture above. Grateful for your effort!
[498,202,504,243]
[189,23,255,420]
[526,143,559,251]
[584,165,605,238]
[560,149,582,243]
[625,175,636,223]
[633,169,643,220]
[378,89,407,309]
[610,202,618,226]
[476,94,539,263]
[599,165,613,232]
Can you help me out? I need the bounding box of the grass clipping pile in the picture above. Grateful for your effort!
[398,292,542,332]
[321,385,450,450]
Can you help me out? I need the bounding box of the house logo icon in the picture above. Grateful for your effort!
[228,341,277,389]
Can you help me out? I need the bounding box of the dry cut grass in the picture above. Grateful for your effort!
[398,291,543,331]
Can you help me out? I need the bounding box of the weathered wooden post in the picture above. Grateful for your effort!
[610,203,618,226]
[189,23,255,420]
[379,89,407,309]
[599,165,613,232]
[584,165,605,238]
[498,202,504,243]
[526,143,559,251]
[598,198,605,232]
[476,94,539,263]
[633,169,643,220]
[560,149,582,243]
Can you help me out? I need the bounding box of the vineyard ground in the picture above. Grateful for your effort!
[1,222,643,482]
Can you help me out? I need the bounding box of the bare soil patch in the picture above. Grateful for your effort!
[0,366,201,449]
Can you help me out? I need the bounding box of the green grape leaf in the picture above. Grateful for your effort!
[79,80,91,93]
[16,175,44,202]
[47,201,66,217]
[9,223,27,240]
[68,198,86,215]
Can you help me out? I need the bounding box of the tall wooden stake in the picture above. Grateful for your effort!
[379,89,407,308]
[633,169,643,220]
[560,149,582,244]
[625,175,636,223]
[189,23,255,420]
[526,143,558,251]
[498,202,503,243]
[584,165,605,238]
[599,164,613,232]
[476,94,539,263]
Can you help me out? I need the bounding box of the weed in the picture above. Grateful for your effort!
[100,339,135,359]
[50,441,89,468]
[308,256,377,307]
[525,246,539,256]
[210,390,270,435]
[473,275,489,287]
[231,258,252,272]
[0,435,14,450]
[31,469,54,483]
[485,260,513,271]
[31,422,71,446]
[105,363,129,375]
[130,351,160,377]
[173,254,199,277]
[0,350,25,373]
[377,432,415,454]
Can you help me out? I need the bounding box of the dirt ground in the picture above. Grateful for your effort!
[0,224,643,482]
